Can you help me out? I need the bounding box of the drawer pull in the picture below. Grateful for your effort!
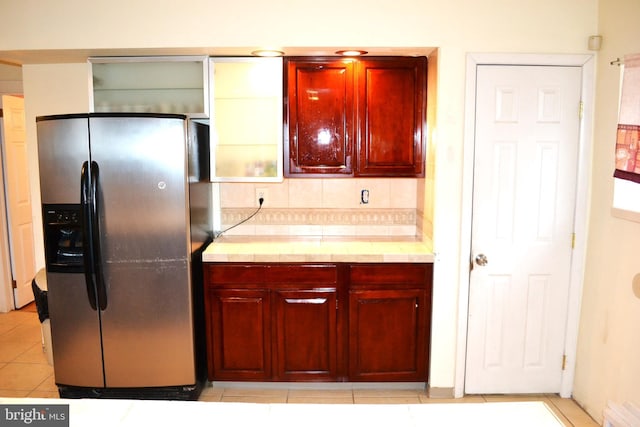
[285,298,327,304]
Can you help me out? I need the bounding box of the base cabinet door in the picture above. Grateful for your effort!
[349,289,428,381]
[273,289,338,380]
[206,288,271,381]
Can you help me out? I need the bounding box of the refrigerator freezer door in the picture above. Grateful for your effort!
[89,116,195,387]
[47,272,105,387]
[37,116,105,388]
[37,116,90,204]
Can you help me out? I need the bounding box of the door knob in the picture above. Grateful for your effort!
[475,253,488,266]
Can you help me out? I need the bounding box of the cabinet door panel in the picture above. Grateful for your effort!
[349,289,428,381]
[285,58,354,176]
[274,289,338,380]
[357,58,427,177]
[207,288,271,380]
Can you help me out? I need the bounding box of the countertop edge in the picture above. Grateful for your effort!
[202,238,435,264]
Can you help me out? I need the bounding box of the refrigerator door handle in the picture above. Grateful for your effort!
[90,161,108,311]
[80,161,98,310]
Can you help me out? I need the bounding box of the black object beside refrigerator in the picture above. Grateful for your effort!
[36,113,211,400]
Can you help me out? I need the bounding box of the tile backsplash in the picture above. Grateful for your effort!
[217,178,423,237]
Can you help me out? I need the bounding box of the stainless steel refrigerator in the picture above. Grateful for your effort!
[36,113,211,400]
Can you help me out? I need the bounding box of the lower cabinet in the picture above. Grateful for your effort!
[348,264,431,381]
[204,262,432,382]
[206,288,272,381]
[204,263,342,381]
[273,289,339,380]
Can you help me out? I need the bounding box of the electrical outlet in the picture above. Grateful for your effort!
[360,189,369,204]
[256,188,267,206]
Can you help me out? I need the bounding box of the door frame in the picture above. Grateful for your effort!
[455,53,595,398]
[0,114,14,312]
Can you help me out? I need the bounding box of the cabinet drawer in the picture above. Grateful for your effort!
[349,263,431,288]
[207,263,339,286]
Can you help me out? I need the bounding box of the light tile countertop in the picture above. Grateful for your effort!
[202,235,434,263]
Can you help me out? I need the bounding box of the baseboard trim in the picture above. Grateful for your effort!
[210,381,426,391]
[427,386,455,398]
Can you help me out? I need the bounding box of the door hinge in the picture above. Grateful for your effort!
[11,279,16,289]
[562,354,567,370]
[579,101,584,119]
[571,233,576,249]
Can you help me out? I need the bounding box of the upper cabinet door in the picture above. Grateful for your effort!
[285,58,355,176]
[210,57,283,182]
[356,57,427,177]
[285,56,427,178]
[90,56,209,118]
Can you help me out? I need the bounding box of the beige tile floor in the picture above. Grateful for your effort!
[0,305,599,426]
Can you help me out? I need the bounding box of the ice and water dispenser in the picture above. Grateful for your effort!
[42,204,84,272]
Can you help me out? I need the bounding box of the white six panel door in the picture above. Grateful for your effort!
[1,95,36,309]
[465,65,581,393]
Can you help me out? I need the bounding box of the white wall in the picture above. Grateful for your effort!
[0,64,21,80]
[22,63,92,269]
[572,0,640,423]
[0,0,599,399]
[0,64,22,98]
[0,1,595,53]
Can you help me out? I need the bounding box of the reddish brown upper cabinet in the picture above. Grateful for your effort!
[285,58,355,176]
[356,58,427,177]
[284,56,427,178]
